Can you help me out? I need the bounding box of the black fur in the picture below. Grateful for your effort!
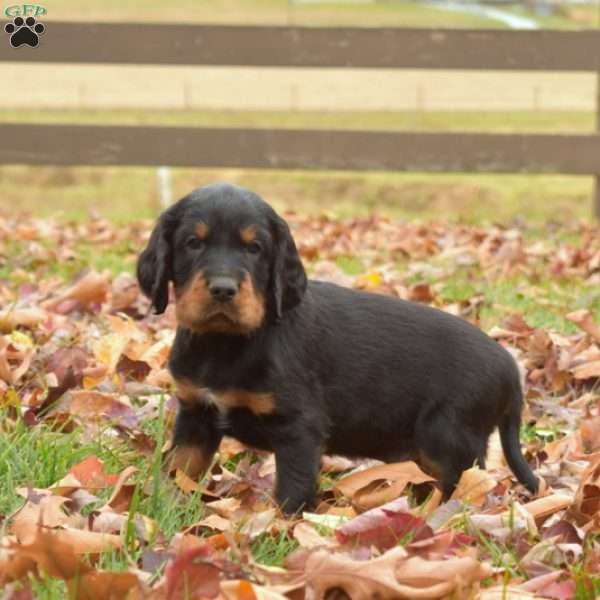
[137,182,538,513]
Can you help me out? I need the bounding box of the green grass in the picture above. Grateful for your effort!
[43,0,504,28]
[34,0,600,29]
[0,408,135,516]
[403,257,600,333]
[0,108,594,133]
[502,2,600,28]
[0,165,594,225]
[251,530,299,567]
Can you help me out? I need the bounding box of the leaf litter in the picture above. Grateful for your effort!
[1,213,600,598]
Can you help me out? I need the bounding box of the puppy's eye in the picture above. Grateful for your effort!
[246,242,262,255]
[186,236,205,251]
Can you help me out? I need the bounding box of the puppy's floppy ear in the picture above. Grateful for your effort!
[270,214,307,319]
[137,212,176,314]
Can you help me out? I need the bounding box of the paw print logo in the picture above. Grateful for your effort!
[4,16,45,48]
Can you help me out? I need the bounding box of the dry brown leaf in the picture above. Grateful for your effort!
[174,469,200,494]
[0,540,36,584]
[67,570,142,600]
[572,360,600,380]
[335,461,434,511]
[320,455,357,473]
[239,509,277,540]
[11,496,121,554]
[479,589,537,599]
[221,580,289,600]
[335,497,432,550]
[0,307,48,333]
[522,494,573,521]
[219,437,249,461]
[573,459,600,523]
[186,514,232,534]
[8,528,92,580]
[42,270,110,313]
[451,467,497,507]
[11,495,84,538]
[304,546,492,599]
[293,522,335,549]
[102,465,138,512]
[579,416,600,454]
[486,430,507,470]
[566,309,600,343]
[206,497,242,519]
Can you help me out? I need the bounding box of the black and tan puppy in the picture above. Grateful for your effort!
[137,182,538,513]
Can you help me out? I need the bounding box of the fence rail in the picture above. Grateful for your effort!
[1,23,600,70]
[1,123,599,174]
[0,22,599,213]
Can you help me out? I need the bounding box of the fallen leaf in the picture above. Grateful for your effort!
[304,545,492,599]
[335,497,432,550]
[335,461,434,511]
[164,545,221,600]
[293,522,335,549]
[451,467,497,507]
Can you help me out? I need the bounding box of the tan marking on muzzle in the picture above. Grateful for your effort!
[175,272,264,335]
[195,221,209,240]
[240,225,257,244]
[236,274,265,332]
[175,273,210,330]
[166,445,213,479]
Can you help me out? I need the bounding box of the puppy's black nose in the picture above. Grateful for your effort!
[209,277,238,302]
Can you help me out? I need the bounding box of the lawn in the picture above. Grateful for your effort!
[43,0,503,28]
[35,0,596,29]
[1,211,600,597]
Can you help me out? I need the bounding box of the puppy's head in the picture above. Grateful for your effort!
[137,182,307,335]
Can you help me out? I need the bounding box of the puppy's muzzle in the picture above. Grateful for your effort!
[208,276,239,303]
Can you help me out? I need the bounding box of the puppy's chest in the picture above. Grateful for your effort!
[173,377,275,415]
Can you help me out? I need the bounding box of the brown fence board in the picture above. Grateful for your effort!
[1,23,600,71]
[1,123,598,175]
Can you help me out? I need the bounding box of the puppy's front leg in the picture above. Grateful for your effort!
[167,402,223,479]
[273,431,323,515]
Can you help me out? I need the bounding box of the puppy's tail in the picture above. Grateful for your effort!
[499,388,538,494]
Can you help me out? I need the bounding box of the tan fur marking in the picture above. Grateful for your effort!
[174,378,204,405]
[167,445,212,479]
[173,377,275,415]
[237,274,265,332]
[175,272,264,335]
[215,390,276,415]
[175,273,210,330]
[240,225,257,244]
[195,222,209,240]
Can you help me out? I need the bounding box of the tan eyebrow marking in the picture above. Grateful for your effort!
[240,225,257,244]
[195,222,209,240]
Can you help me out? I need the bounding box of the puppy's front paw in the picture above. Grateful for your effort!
[164,444,213,479]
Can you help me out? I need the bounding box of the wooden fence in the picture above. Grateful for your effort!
[1,23,599,213]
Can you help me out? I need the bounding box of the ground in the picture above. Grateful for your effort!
[1,208,600,599]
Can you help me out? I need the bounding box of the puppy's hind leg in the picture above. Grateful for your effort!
[416,411,486,499]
